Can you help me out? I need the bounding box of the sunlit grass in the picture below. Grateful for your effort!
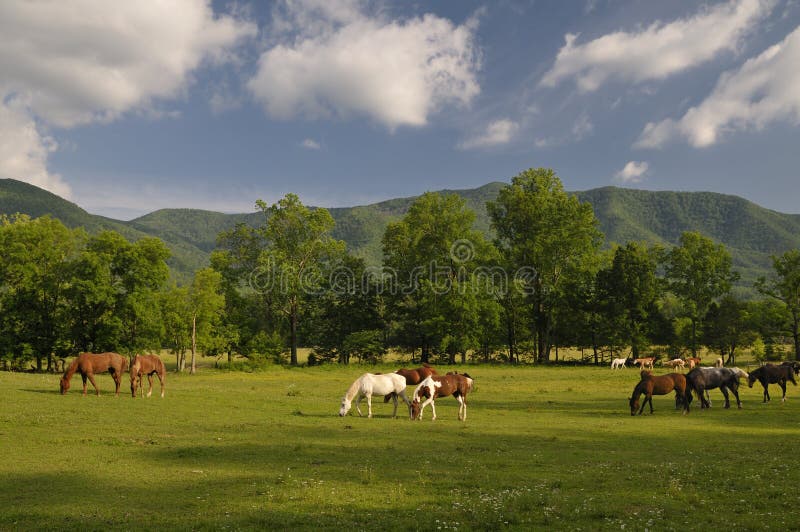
[1,362,798,530]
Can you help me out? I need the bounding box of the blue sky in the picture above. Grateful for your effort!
[1,0,799,219]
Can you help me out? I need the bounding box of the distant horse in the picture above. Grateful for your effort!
[663,359,686,371]
[339,373,409,418]
[715,357,724,368]
[686,367,741,409]
[748,364,797,403]
[629,371,689,416]
[395,364,438,384]
[60,352,128,396]
[130,354,166,398]
[611,358,627,370]
[686,357,702,369]
[410,373,474,421]
[632,357,655,370]
[780,361,800,376]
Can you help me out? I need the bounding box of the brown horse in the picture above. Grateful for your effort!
[748,364,797,403]
[60,352,128,396]
[629,370,689,416]
[410,372,474,421]
[395,364,438,384]
[130,354,166,398]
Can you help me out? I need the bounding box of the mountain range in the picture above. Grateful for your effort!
[2,178,799,292]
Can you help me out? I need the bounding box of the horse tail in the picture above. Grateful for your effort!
[789,369,798,386]
[121,355,130,373]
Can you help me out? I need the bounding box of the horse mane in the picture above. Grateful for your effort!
[344,375,363,402]
[62,356,81,380]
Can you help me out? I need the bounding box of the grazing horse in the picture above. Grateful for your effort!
[410,373,474,421]
[611,357,627,370]
[663,359,686,371]
[685,367,742,409]
[686,357,702,369]
[339,373,409,418]
[632,357,655,370]
[130,354,166,398]
[60,352,128,396]
[748,364,797,403]
[715,357,724,368]
[629,371,689,416]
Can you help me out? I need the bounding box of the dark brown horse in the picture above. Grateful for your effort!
[748,364,797,403]
[130,354,166,398]
[410,372,474,421]
[60,352,128,396]
[629,370,689,416]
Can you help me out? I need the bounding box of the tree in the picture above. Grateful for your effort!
[756,250,800,361]
[702,296,757,365]
[0,215,84,370]
[487,168,602,363]
[664,231,739,357]
[382,192,495,363]
[596,243,662,359]
[188,268,226,374]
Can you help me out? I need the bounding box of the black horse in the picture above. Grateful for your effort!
[780,360,800,376]
[685,367,742,409]
[748,364,797,403]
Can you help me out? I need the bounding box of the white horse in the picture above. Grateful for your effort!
[339,373,409,418]
[663,358,686,371]
[611,358,627,369]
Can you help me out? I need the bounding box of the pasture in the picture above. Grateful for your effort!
[1,363,799,530]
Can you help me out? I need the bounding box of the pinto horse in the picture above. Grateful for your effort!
[339,373,409,418]
[410,372,474,421]
[629,371,689,416]
[632,357,655,370]
[685,367,742,409]
[60,352,128,396]
[130,354,166,398]
[748,364,797,403]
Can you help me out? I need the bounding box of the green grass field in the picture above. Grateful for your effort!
[1,363,799,531]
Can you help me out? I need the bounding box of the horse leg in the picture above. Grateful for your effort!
[391,393,398,418]
[721,386,731,409]
[366,393,373,418]
[729,385,742,409]
[780,381,787,402]
[81,373,88,395]
[355,393,364,417]
[456,395,465,421]
[113,371,121,396]
[87,373,100,396]
[762,382,770,403]
[146,374,153,398]
[159,372,165,398]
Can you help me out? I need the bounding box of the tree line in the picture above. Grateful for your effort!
[2,168,799,371]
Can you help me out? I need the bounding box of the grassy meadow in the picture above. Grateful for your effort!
[1,360,799,531]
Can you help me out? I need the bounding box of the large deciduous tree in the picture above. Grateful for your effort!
[487,168,602,363]
[665,231,738,357]
[756,250,800,361]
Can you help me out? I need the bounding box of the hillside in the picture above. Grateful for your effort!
[2,178,799,290]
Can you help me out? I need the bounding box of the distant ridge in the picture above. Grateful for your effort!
[3,178,799,291]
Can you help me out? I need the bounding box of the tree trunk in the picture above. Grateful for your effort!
[690,318,698,357]
[793,312,800,361]
[190,313,197,375]
[289,309,298,366]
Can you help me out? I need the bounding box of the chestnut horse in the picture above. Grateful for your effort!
[410,372,474,421]
[748,364,797,403]
[629,370,689,416]
[130,354,166,398]
[60,352,128,396]
[395,363,438,384]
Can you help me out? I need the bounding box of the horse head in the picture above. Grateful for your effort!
[629,395,639,416]
[747,371,757,388]
[338,397,352,417]
[59,376,69,395]
[410,399,421,420]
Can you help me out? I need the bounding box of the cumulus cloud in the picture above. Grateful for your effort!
[636,25,800,148]
[614,161,649,183]
[0,0,256,195]
[0,100,71,198]
[248,0,482,129]
[459,119,518,149]
[541,0,773,92]
[301,138,322,150]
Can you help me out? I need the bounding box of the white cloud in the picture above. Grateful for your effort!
[459,119,518,149]
[0,0,255,194]
[541,0,774,92]
[614,161,649,183]
[571,113,594,140]
[637,25,800,148]
[0,100,71,198]
[301,138,322,150]
[248,0,481,129]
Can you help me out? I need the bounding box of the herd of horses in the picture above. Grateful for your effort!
[629,361,800,416]
[59,352,165,398]
[338,364,474,421]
